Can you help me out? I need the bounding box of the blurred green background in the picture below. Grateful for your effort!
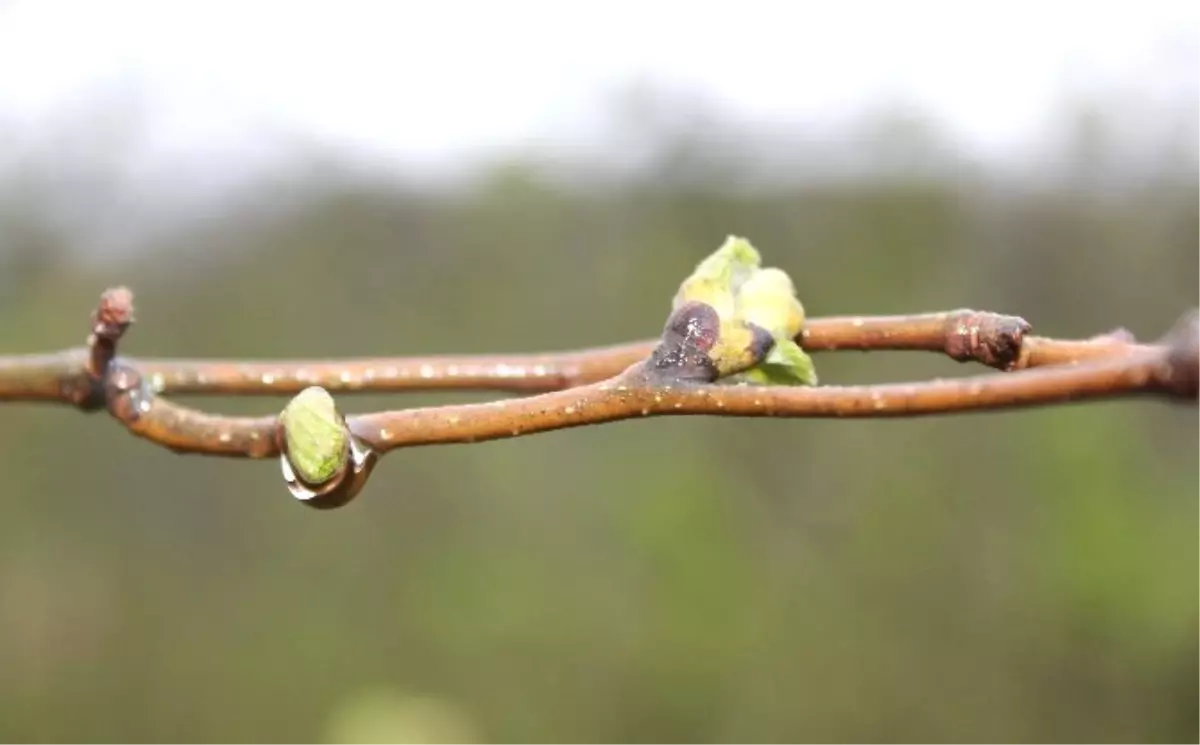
[0,91,1197,743]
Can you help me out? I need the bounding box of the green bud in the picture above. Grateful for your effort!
[280,386,348,486]
[673,235,763,321]
[687,235,762,287]
[737,267,806,340]
[673,277,737,321]
[666,235,818,387]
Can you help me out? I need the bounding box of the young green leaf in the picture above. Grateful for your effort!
[733,339,819,386]
[672,235,762,321]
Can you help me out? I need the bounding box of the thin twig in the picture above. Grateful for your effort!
[353,344,1197,452]
[102,329,1196,461]
[2,287,1194,508]
[87,297,1197,459]
[0,309,1152,402]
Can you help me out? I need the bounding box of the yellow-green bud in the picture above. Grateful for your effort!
[737,267,806,340]
[672,235,763,321]
[707,319,766,377]
[280,386,348,486]
[664,235,818,387]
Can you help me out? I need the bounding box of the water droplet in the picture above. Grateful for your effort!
[380,429,393,440]
[419,364,435,379]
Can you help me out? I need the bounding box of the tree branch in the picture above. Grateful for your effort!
[0,308,1152,401]
[1,284,1194,509]
[99,312,1196,456]
[86,292,1200,452]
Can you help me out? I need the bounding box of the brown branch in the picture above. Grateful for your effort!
[87,295,1197,458]
[348,309,1198,451]
[132,344,643,395]
[96,312,1198,459]
[103,361,278,457]
[352,343,1196,452]
[1,286,1194,508]
[0,309,1153,402]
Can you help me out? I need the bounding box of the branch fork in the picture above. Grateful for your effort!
[1,239,1194,508]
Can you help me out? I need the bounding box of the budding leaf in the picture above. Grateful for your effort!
[673,235,762,321]
[734,340,819,386]
[281,386,348,486]
[737,267,806,340]
[670,235,818,386]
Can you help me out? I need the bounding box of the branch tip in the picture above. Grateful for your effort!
[87,286,136,382]
[93,286,135,337]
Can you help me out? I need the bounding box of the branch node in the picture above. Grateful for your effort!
[60,367,107,411]
[943,310,1031,370]
[104,361,153,423]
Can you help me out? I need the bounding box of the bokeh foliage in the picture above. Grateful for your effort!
[0,97,1196,742]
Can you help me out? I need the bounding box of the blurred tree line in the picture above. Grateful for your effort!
[0,92,1196,742]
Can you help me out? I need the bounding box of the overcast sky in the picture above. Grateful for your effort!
[1,0,1196,180]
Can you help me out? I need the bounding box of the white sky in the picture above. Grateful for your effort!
[0,0,1196,179]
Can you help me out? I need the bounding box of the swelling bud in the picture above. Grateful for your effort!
[280,386,349,486]
[737,267,806,341]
